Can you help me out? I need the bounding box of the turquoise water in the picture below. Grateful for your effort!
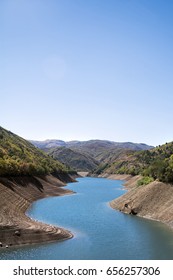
[1,177,173,259]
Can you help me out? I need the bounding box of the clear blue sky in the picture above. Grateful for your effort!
[1,0,173,146]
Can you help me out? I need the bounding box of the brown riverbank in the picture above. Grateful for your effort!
[108,174,173,230]
[0,174,75,248]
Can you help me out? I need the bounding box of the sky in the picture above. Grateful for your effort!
[1,0,173,146]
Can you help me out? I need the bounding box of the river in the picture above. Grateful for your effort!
[0,177,173,259]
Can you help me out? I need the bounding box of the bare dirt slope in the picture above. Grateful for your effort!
[0,174,74,248]
[110,178,173,229]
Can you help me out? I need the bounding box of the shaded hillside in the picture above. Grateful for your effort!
[48,146,99,172]
[0,126,72,176]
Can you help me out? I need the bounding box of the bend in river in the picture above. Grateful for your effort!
[1,177,173,260]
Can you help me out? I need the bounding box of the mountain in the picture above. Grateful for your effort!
[30,139,66,149]
[30,139,153,172]
[30,139,153,152]
[0,126,73,176]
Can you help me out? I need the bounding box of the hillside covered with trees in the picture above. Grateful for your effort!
[95,142,173,184]
[0,126,73,176]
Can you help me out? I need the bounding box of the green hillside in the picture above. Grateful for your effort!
[96,142,173,183]
[0,126,71,176]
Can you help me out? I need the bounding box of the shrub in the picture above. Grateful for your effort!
[137,176,154,186]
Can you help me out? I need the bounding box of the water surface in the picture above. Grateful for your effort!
[1,177,173,259]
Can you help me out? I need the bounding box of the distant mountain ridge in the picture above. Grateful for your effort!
[30,139,154,172]
[30,139,154,151]
[30,139,66,149]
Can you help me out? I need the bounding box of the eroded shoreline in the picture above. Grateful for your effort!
[100,173,173,230]
[2,172,173,250]
[0,174,75,249]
